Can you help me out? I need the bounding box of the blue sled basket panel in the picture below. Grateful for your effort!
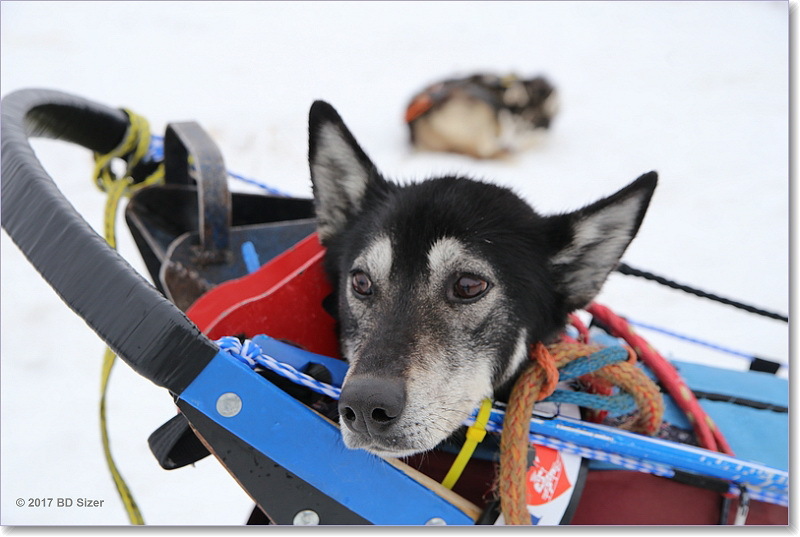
[177,350,479,525]
[667,360,788,472]
[589,355,788,475]
[698,400,787,472]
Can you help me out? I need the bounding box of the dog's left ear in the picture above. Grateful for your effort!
[308,101,382,243]
[549,172,657,311]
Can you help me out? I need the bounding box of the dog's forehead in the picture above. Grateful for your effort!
[425,236,495,279]
[344,176,547,277]
[351,234,393,280]
[352,232,495,284]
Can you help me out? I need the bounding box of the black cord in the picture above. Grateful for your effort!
[615,263,788,323]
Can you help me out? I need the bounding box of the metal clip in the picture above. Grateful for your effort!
[734,486,750,525]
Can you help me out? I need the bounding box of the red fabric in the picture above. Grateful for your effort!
[405,452,789,525]
[403,450,498,509]
[570,470,788,525]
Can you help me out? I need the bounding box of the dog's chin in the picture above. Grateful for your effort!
[340,429,439,459]
[364,446,427,459]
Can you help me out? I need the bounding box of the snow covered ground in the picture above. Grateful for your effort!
[0,1,790,527]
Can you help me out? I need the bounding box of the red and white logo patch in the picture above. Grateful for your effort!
[525,446,573,505]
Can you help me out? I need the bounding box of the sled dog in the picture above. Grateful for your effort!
[307,101,657,457]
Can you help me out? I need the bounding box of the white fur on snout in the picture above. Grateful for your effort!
[400,348,495,453]
[341,345,496,458]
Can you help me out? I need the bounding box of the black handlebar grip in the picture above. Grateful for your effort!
[1,88,218,394]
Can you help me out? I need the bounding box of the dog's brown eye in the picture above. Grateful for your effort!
[351,271,373,296]
[453,275,489,300]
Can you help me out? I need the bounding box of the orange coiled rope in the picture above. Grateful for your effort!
[498,343,555,526]
[499,339,664,525]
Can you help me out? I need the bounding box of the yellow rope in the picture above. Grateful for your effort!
[100,348,144,525]
[441,398,493,490]
[95,108,164,525]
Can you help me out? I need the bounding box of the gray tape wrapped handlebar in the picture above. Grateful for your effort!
[1,88,218,394]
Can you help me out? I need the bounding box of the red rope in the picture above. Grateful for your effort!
[585,302,734,455]
[568,313,590,343]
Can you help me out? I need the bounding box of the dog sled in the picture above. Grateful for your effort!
[1,89,788,525]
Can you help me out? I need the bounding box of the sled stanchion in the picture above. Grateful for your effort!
[163,122,232,261]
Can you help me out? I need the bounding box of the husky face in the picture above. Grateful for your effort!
[308,101,657,457]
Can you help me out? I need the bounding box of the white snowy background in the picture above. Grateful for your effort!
[0,1,791,527]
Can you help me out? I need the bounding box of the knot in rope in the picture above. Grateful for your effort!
[499,340,664,525]
[92,109,165,247]
[93,109,162,191]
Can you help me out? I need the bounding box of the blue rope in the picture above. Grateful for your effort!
[478,417,787,507]
[147,134,291,196]
[227,170,290,196]
[543,390,637,417]
[624,317,787,367]
[540,346,637,416]
[217,336,341,399]
[555,346,629,380]
[147,133,164,161]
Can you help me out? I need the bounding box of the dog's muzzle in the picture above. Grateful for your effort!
[338,375,406,443]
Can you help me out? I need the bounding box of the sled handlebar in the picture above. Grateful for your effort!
[1,88,218,394]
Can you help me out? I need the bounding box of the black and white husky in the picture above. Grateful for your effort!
[308,101,657,458]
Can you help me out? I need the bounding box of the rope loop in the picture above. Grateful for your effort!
[553,345,629,381]
[586,302,733,455]
[93,108,164,198]
[217,336,342,400]
[499,338,664,525]
[531,342,558,401]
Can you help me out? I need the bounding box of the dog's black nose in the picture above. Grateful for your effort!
[338,376,406,435]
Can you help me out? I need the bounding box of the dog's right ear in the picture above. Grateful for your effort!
[547,172,658,312]
[309,101,380,243]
